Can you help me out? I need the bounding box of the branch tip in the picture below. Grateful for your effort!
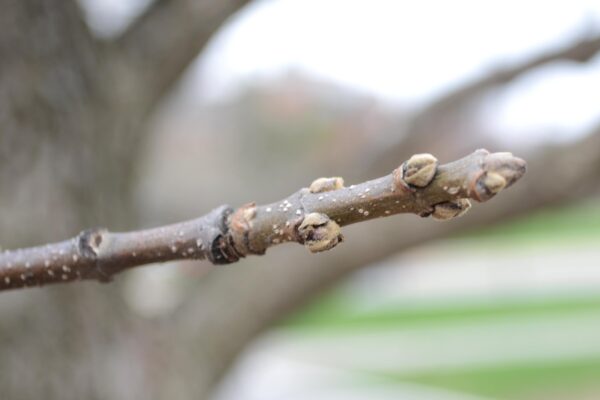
[471,151,527,201]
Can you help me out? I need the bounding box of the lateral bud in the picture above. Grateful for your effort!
[297,213,343,253]
[398,153,439,188]
[309,177,345,193]
[432,199,472,221]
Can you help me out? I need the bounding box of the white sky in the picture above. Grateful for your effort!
[83,0,600,142]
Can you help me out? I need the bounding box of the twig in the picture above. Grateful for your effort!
[369,34,600,171]
[0,149,526,291]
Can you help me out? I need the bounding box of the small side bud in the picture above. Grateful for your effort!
[482,172,507,194]
[298,213,343,253]
[309,177,345,193]
[402,153,438,187]
[432,199,472,221]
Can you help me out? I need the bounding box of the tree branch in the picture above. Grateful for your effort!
[0,150,525,291]
[419,34,600,117]
[113,0,251,113]
[369,34,600,171]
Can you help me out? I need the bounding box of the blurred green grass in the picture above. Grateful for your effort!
[368,358,600,399]
[464,200,600,246]
[284,292,600,332]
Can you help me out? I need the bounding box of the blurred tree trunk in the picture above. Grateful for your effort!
[0,0,152,246]
[0,0,252,243]
[0,1,249,398]
[0,2,141,398]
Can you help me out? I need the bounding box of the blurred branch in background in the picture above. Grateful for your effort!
[367,33,600,171]
[115,0,251,114]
